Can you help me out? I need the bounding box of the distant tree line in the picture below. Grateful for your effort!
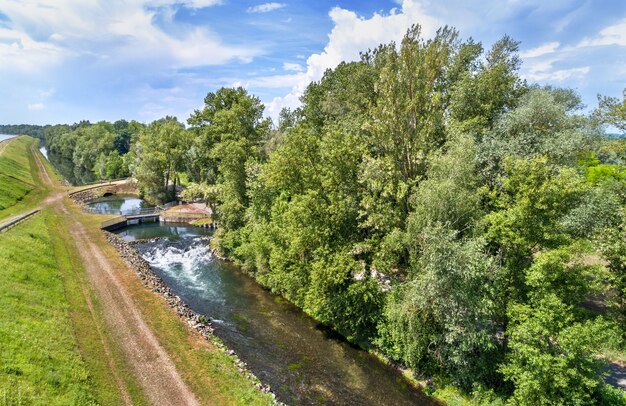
[0,124,47,140]
[45,120,143,182]
[41,24,626,404]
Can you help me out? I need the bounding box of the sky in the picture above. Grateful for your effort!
[0,0,625,125]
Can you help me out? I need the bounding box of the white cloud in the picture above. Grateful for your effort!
[0,27,65,72]
[526,64,590,82]
[578,18,626,47]
[232,72,306,89]
[247,2,285,14]
[0,0,258,71]
[27,103,46,111]
[145,0,222,9]
[180,0,222,8]
[283,62,303,72]
[520,41,560,58]
[266,0,440,118]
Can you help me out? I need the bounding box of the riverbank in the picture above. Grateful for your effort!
[1,136,277,404]
[104,231,281,403]
[0,212,104,404]
[0,136,51,221]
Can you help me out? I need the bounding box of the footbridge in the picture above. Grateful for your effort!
[100,208,161,231]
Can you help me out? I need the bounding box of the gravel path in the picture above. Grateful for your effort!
[32,143,201,405]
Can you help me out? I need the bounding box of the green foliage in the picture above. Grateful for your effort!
[132,117,188,203]
[477,88,599,185]
[0,124,46,140]
[0,137,37,211]
[379,225,502,387]
[500,295,610,405]
[187,87,270,252]
[483,157,584,254]
[525,248,596,307]
[0,215,97,404]
[595,88,626,132]
[30,22,626,403]
[406,133,482,237]
[45,120,143,183]
[449,36,525,133]
[599,217,626,341]
[305,251,384,343]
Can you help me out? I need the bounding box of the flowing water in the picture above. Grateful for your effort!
[116,222,435,405]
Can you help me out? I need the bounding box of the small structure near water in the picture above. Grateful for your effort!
[99,201,214,231]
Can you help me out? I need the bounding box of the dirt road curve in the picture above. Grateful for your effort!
[33,142,200,405]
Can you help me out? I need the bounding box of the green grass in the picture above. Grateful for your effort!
[0,213,97,405]
[45,210,146,405]
[0,137,50,221]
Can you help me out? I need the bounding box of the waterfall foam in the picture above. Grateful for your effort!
[141,238,213,292]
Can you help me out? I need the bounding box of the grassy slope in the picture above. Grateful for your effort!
[0,213,99,404]
[0,136,50,221]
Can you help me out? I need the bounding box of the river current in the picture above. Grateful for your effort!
[115,221,434,405]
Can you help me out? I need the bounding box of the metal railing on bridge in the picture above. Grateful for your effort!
[87,207,158,216]
[100,215,127,230]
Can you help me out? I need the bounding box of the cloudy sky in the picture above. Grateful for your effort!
[1,0,625,125]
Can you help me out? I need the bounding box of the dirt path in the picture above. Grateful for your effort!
[65,213,200,405]
[32,142,201,405]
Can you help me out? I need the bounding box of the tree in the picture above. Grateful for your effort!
[133,117,188,203]
[365,25,460,221]
[379,225,502,387]
[595,88,626,132]
[477,88,599,186]
[481,157,587,303]
[599,216,626,341]
[500,295,610,405]
[188,87,271,252]
[449,35,526,133]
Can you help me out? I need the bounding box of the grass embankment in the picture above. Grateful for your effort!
[74,208,274,405]
[0,212,103,404]
[0,136,50,221]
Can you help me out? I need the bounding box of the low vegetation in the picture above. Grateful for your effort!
[0,213,98,405]
[0,136,48,221]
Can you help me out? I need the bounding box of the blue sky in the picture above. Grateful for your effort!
[0,0,624,125]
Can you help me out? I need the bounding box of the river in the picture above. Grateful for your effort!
[113,219,434,405]
[39,146,95,185]
[0,134,16,142]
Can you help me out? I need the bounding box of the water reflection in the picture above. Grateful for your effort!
[46,149,95,185]
[115,222,210,241]
[86,195,152,215]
